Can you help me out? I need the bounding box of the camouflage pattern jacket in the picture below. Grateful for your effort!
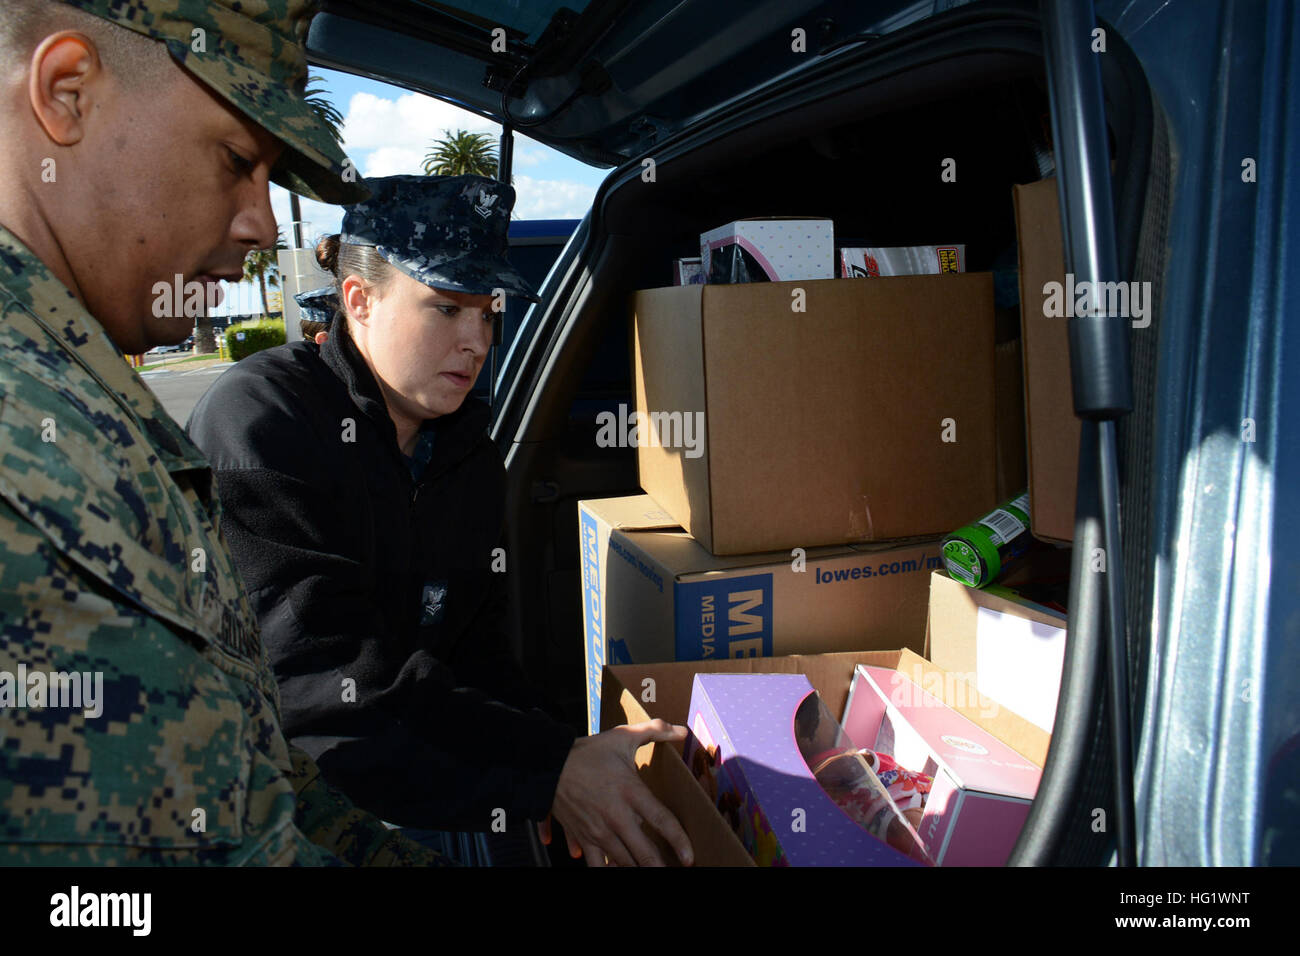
[0,227,445,865]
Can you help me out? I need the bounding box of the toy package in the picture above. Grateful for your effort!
[684,673,927,866]
[795,691,932,863]
[843,664,1042,865]
[840,244,966,278]
[699,218,834,283]
[672,257,705,285]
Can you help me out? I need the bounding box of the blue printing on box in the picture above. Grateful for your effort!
[580,508,604,733]
[674,573,773,660]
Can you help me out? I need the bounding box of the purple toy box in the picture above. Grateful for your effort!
[684,673,922,867]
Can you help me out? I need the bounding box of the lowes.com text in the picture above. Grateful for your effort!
[595,404,705,459]
[814,554,942,583]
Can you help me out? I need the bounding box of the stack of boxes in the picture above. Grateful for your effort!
[581,195,1076,865]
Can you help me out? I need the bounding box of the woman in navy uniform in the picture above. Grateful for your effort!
[189,174,692,867]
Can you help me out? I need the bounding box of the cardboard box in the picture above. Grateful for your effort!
[842,664,1042,865]
[579,494,943,733]
[1014,179,1078,543]
[600,648,1050,866]
[994,338,1028,502]
[685,673,921,866]
[926,571,1067,734]
[700,218,834,283]
[840,244,965,278]
[631,274,999,554]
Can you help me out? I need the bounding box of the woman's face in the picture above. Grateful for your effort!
[343,269,496,424]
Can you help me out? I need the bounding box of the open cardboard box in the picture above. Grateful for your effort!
[601,648,1051,866]
[632,273,998,554]
[580,494,942,733]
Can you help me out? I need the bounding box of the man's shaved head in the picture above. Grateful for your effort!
[1,0,175,88]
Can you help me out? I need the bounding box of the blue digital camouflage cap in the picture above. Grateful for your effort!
[294,287,339,324]
[57,0,369,205]
[340,175,540,303]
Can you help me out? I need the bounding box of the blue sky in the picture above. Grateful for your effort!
[218,67,609,315]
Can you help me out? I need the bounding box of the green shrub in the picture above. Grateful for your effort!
[223,318,286,361]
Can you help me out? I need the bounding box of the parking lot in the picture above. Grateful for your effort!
[140,361,233,424]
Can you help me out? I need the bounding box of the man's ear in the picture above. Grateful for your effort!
[28,32,102,147]
[341,275,373,327]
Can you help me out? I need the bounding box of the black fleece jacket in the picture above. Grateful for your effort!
[186,325,576,831]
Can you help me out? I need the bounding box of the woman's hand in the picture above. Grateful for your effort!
[543,720,694,867]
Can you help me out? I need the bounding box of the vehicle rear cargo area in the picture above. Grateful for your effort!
[519,57,1152,867]
[609,78,1052,297]
[537,70,1088,663]
[568,73,1062,410]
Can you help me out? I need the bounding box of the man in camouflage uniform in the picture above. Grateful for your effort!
[0,0,447,864]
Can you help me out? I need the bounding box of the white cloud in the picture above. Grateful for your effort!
[361,146,427,179]
[511,175,597,220]
[270,186,344,244]
[338,92,575,176]
[512,134,550,168]
[340,90,495,154]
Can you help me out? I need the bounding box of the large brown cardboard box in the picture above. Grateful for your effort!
[601,648,1051,866]
[631,275,998,555]
[1014,179,1078,543]
[579,494,942,734]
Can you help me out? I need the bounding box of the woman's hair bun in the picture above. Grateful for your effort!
[315,234,341,277]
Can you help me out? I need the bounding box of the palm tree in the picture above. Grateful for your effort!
[422,129,499,178]
[289,74,346,249]
[193,309,218,355]
[243,230,289,317]
[305,74,344,143]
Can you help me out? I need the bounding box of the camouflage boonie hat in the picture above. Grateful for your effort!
[294,286,338,324]
[340,174,540,303]
[58,0,368,205]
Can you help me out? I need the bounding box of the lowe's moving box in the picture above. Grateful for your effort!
[1014,179,1078,543]
[631,274,998,555]
[579,494,942,734]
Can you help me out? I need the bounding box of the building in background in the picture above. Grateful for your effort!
[279,221,333,343]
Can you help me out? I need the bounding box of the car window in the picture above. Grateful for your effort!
[209,67,605,350]
[418,0,595,43]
